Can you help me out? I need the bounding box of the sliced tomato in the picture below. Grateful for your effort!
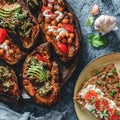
[57,43,68,54]
[95,98,109,111]
[35,53,48,62]
[85,90,98,104]
[108,110,120,120]
[62,24,75,33]
[0,28,7,44]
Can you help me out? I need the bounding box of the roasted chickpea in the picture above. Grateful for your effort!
[70,33,75,39]
[58,23,62,28]
[66,33,70,38]
[67,38,73,44]
[52,32,58,37]
[0,49,4,56]
[62,18,69,24]
[46,31,51,35]
[9,49,14,54]
[61,38,67,43]
[58,7,64,12]
[5,40,11,45]
[52,26,58,30]
[44,25,48,31]
[51,20,57,25]
[45,18,51,23]
[59,33,65,39]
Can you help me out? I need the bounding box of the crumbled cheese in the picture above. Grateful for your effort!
[79,84,104,99]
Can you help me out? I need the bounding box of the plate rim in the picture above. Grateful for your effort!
[73,52,120,120]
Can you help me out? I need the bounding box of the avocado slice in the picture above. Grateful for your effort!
[0,7,21,15]
[0,3,21,13]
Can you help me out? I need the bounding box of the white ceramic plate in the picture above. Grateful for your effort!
[73,53,120,120]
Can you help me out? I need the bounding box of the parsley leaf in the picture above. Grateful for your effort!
[88,34,108,48]
[87,17,94,27]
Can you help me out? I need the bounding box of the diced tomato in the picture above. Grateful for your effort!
[95,98,109,111]
[41,6,47,13]
[108,110,120,120]
[85,90,98,104]
[108,108,115,117]
[0,28,7,44]
[57,43,68,54]
[62,24,75,33]
[35,53,48,62]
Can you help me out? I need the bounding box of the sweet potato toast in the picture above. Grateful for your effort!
[22,42,60,106]
[0,28,25,65]
[0,64,20,101]
[75,63,120,120]
[38,0,81,62]
[0,0,40,49]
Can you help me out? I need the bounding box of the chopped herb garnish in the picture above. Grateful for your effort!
[112,69,116,74]
[89,109,94,113]
[103,109,108,118]
[116,110,120,116]
[94,70,100,75]
[116,83,120,88]
[97,91,101,95]
[101,74,106,79]
[108,72,114,77]
[103,82,107,86]
[96,80,101,85]
[110,89,115,96]
[92,97,96,104]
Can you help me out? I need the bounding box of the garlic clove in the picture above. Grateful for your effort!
[91,4,100,16]
[94,15,117,35]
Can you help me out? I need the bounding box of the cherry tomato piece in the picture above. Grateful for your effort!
[57,43,68,54]
[62,24,75,33]
[95,98,109,111]
[35,53,48,62]
[0,28,7,44]
[41,6,47,13]
[108,110,120,120]
[85,90,98,104]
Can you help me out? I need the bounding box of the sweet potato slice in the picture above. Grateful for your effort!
[38,0,81,62]
[0,0,40,49]
[22,43,60,106]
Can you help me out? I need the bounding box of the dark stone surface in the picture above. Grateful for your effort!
[1,0,120,120]
[22,0,120,120]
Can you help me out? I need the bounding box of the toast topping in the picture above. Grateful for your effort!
[0,66,15,92]
[25,56,52,97]
[79,84,120,120]
[0,1,33,38]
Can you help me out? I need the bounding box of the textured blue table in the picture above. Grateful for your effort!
[1,0,120,120]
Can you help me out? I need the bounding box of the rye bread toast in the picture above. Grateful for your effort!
[75,63,120,120]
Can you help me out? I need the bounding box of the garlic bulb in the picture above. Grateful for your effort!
[94,15,118,35]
